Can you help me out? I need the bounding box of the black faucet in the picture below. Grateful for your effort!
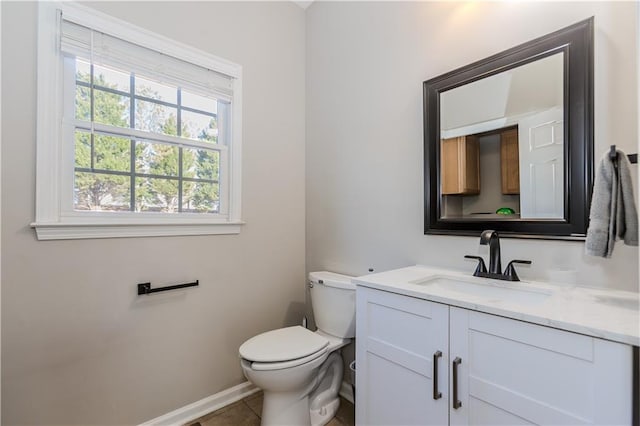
[464,230,532,281]
[480,230,502,274]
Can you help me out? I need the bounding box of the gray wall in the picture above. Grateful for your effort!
[1,2,306,424]
[306,1,639,291]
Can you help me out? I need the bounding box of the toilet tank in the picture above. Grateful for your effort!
[309,271,356,338]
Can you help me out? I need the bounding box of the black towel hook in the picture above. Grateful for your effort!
[610,145,637,164]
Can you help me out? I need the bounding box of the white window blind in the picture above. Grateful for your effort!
[60,18,233,102]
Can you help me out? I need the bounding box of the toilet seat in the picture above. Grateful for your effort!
[239,326,329,364]
[250,346,329,371]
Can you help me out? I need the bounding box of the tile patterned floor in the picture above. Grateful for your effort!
[186,392,355,426]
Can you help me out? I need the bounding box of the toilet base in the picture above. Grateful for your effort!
[242,352,328,426]
[310,397,340,426]
[308,351,343,426]
[261,392,312,426]
[245,351,345,426]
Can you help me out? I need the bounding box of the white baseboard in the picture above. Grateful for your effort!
[339,380,354,404]
[140,379,353,425]
[139,381,259,426]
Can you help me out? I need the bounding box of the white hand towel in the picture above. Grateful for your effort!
[585,149,638,258]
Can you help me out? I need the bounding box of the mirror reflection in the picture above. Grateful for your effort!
[439,52,564,220]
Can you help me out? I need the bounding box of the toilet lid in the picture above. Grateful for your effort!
[239,326,329,362]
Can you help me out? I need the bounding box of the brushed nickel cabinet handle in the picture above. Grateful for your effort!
[433,351,442,400]
[452,357,462,409]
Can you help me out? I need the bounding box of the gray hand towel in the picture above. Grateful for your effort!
[585,149,638,258]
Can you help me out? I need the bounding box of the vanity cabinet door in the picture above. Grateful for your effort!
[449,307,633,426]
[356,287,449,425]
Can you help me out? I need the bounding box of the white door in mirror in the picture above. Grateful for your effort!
[518,106,564,218]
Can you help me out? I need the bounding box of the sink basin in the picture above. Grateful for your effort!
[409,275,552,306]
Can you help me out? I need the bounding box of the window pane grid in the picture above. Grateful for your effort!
[74,63,219,145]
[180,105,216,118]
[73,122,224,152]
[75,78,217,120]
[90,133,96,170]
[73,59,221,214]
[177,87,183,211]
[74,167,219,184]
[78,81,217,120]
[129,73,136,213]
[74,149,220,213]
[76,80,129,98]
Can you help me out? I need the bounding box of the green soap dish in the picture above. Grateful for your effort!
[496,207,516,215]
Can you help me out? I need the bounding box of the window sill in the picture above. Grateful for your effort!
[31,221,244,240]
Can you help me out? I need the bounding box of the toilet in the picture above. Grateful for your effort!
[239,271,356,426]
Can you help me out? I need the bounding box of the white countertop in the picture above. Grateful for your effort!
[353,265,640,347]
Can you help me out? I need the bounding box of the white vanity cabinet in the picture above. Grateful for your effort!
[355,287,449,425]
[356,286,634,425]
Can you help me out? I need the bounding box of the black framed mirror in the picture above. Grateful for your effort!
[423,18,594,239]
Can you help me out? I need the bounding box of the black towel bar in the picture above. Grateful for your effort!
[137,280,199,295]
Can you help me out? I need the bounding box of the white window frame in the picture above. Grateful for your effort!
[33,2,243,240]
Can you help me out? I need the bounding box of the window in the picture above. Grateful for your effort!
[69,55,225,215]
[34,3,243,240]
